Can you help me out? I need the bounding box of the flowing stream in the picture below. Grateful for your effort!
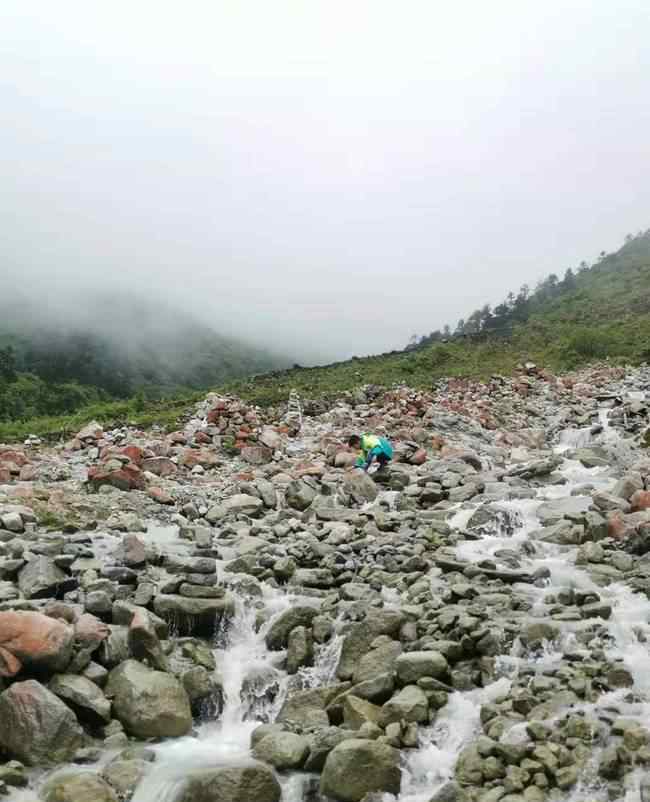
[395,402,650,802]
[19,395,650,802]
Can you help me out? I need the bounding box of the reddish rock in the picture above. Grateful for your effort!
[0,449,30,467]
[119,446,144,467]
[296,464,326,478]
[74,614,110,650]
[0,680,83,765]
[141,457,178,477]
[206,409,222,425]
[241,446,273,466]
[148,487,174,505]
[168,431,188,445]
[180,449,219,469]
[0,611,75,677]
[194,432,212,445]
[607,513,630,541]
[0,468,12,483]
[408,448,427,465]
[87,464,145,492]
[630,490,650,512]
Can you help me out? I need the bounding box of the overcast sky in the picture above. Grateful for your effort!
[2,1,650,362]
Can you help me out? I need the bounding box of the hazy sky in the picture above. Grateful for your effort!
[2,1,650,362]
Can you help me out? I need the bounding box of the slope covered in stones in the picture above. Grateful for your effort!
[0,365,650,801]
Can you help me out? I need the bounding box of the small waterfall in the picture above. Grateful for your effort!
[132,584,295,802]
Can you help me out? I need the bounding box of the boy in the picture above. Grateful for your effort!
[348,433,393,472]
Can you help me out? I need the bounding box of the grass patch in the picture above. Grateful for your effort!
[0,393,203,444]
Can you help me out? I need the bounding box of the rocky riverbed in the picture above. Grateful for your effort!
[1,363,650,802]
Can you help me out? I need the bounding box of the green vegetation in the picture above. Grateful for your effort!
[223,229,650,405]
[2,229,650,442]
[0,393,202,443]
[0,292,287,428]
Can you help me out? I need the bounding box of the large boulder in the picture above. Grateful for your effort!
[141,457,178,477]
[18,556,70,599]
[49,673,111,726]
[241,446,273,465]
[285,480,317,511]
[102,758,151,799]
[342,471,379,504]
[0,611,74,677]
[320,739,401,801]
[395,651,449,684]
[40,771,118,802]
[87,464,145,492]
[0,680,82,765]
[153,594,233,636]
[252,731,310,770]
[336,610,404,680]
[380,684,429,725]
[172,764,281,802]
[128,609,168,670]
[105,660,192,738]
[353,639,402,684]
[277,684,350,730]
[265,606,319,650]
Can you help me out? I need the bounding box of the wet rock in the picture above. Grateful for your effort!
[428,781,469,802]
[173,764,281,802]
[252,731,310,770]
[304,727,354,772]
[320,739,401,802]
[128,608,168,670]
[336,610,404,680]
[455,744,484,785]
[380,685,429,725]
[153,594,233,636]
[265,606,319,650]
[286,625,313,674]
[0,761,28,789]
[49,674,111,726]
[277,684,350,730]
[0,680,82,765]
[574,447,609,467]
[40,771,118,802]
[0,610,74,677]
[102,758,151,799]
[105,660,192,738]
[522,622,559,647]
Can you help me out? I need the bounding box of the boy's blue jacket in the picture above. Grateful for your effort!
[355,434,393,468]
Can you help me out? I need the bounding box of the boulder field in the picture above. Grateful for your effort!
[0,363,649,801]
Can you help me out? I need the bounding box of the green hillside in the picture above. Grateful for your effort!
[221,229,650,405]
[1,229,649,442]
[0,293,287,424]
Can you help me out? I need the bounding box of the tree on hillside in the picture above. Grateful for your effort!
[0,346,16,382]
[563,268,577,290]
